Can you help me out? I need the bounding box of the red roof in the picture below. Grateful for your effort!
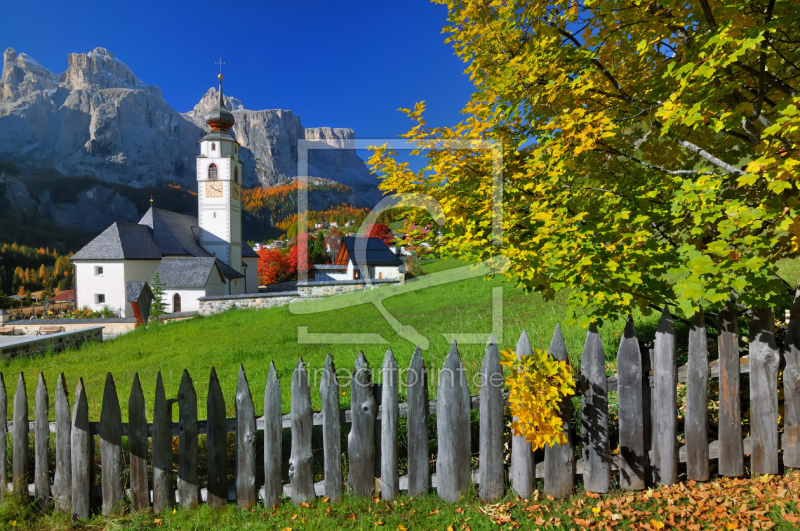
[49,289,75,302]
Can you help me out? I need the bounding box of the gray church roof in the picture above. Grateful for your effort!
[341,237,402,266]
[155,257,224,288]
[72,207,256,268]
[71,223,162,260]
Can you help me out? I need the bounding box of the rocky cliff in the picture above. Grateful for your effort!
[0,47,380,205]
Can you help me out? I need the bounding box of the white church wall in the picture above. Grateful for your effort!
[243,257,258,293]
[205,271,226,298]
[75,261,126,315]
[163,288,206,313]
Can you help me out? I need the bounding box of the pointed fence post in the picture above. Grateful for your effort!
[348,352,376,497]
[100,373,124,515]
[544,325,574,498]
[178,369,199,509]
[35,373,50,505]
[479,335,504,501]
[685,311,710,481]
[206,368,227,508]
[290,358,314,504]
[653,307,678,486]
[152,372,173,512]
[718,302,744,477]
[129,374,149,512]
[0,374,6,506]
[381,349,399,500]
[581,324,609,493]
[785,288,800,468]
[321,354,342,502]
[749,307,780,475]
[436,341,471,502]
[263,362,282,507]
[71,378,93,519]
[13,373,28,498]
[617,318,645,491]
[53,374,72,512]
[510,331,535,498]
[236,365,257,508]
[406,347,430,497]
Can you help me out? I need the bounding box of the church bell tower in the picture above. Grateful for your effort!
[197,73,243,273]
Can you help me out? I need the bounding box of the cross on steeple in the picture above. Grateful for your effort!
[215,57,226,75]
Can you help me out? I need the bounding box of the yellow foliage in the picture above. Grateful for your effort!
[500,347,575,450]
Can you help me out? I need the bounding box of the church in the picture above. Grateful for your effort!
[71,74,259,317]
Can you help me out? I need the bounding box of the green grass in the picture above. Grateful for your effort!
[0,259,649,421]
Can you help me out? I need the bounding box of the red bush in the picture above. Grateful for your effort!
[257,249,292,285]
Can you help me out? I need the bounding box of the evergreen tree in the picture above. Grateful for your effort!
[311,231,327,264]
[150,273,167,318]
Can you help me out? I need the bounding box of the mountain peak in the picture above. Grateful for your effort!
[60,47,162,98]
[1,47,60,102]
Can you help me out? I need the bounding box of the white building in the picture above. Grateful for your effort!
[312,237,404,282]
[71,74,258,317]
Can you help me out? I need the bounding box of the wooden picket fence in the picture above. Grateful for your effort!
[1,300,799,518]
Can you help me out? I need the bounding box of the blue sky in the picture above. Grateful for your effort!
[4,1,474,140]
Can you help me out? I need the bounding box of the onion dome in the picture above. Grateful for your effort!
[204,74,235,132]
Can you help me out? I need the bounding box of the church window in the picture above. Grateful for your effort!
[208,163,218,180]
[173,293,181,313]
[95,294,105,304]
[94,266,104,276]
[235,145,238,154]
[211,143,216,151]
[353,268,361,280]
[234,167,239,183]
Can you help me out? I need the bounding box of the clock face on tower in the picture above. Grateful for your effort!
[231,183,240,200]
[206,181,223,198]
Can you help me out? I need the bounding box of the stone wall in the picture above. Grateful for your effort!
[198,291,299,316]
[297,279,402,298]
[0,326,104,359]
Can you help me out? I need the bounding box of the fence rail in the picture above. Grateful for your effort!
[0,295,798,517]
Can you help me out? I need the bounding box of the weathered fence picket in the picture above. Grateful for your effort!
[544,325,574,499]
[785,289,800,468]
[406,347,429,497]
[581,325,609,493]
[178,370,200,508]
[13,373,28,497]
[53,374,71,512]
[152,372,172,512]
[348,352,376,497]
[100,373,124,515]
[479,335,504,501]
[35,373,50,505]
[263,362,282,506]
[617,318,645,491]
[749,307,780,475]
[129,373,149,512]
[685,311,709,481]
[236,365,257,508]
[290,358,314,504]
[381,349,399,500]
[206,368,227,508]
[718,302,744,477]
[642,346,654,486]
[320,354,342,502]
[653,308,678,486]
[436,341,471,503]
[510,330,536,497]
[71,378,92,519]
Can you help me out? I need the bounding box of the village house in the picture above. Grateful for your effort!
[313,237,404,282]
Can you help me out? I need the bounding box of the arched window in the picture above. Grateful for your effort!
[235,145,238,154]
[208,163,218,180]
[173,293,181,313]
[211,143,216,151]
[234,167,239,183]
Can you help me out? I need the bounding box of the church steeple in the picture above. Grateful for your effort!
[204,73,235,132]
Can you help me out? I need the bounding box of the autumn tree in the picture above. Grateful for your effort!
[367,223,394,246]
[257,248,292,284]
[369,0,800,325]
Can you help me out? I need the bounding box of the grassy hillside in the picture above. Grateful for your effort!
[3,258,799,421]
